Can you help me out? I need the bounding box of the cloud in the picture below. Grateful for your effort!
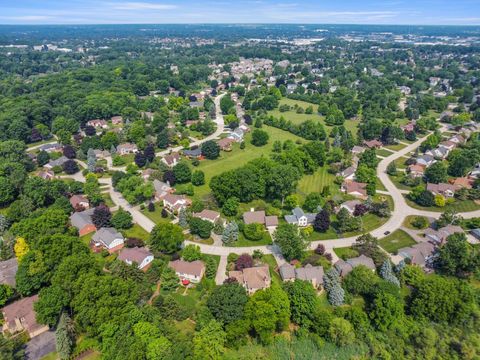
[0,15,53,21]
[112,2,177,10]
[266,10,398,22]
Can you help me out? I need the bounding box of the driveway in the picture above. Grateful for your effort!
[25,331,56,360]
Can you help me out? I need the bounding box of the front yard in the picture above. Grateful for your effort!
[379,229,416,254]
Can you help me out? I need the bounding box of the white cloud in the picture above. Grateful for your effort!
[0,15,53,21]
[113,2,177,10]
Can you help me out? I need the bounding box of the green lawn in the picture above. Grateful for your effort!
[333,246,359,260]
[404,196,480,213]
[268,98,358,136]
[296,166,338,196]
[384,142,407,151]
[101,192,115,208]
[376,149,394,157]
[379,229,416,254]
[393,158,408,170]
[141,203,175,224]
[261,254,281,285]
[403,215,429,230]
[193,125,303,199]
[123,224,150,241]
[388,173,415,191]
[230,231,273,247]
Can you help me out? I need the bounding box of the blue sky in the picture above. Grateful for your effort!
[0,0,479,25]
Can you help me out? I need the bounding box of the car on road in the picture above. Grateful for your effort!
[384,231,391,235]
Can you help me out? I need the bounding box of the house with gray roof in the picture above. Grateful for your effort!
[39,143,62,153]
[183,147,202,158]
[44,156,69,170]
[279,263,324,289]
[398,242,436,268]
[284,207,316,227]
[416,154,435,167]
[70,208,96,237]
[335,254,376,277]
[92,227,125,253]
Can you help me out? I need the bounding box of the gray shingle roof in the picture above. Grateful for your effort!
[70,208,94,230]
[92,227,124,247]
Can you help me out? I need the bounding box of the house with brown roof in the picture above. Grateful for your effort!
[426,182,459,198]
[424,225,463,244]
[2,295,49,338]
[243,209,278,231]
[141,168,155,181]
[279,263,324,289]
[340,200,362,215]
[153,180,174,201]
[169,260,205,283]
[37,170,55,181]
[452,177,473,189]
[351,146,365,155]
[118,247,154,271]
[217,137,235,151]
[161,152,180,167]
[116,143,138,155]
[192,209,221,223]
[335,255,376,277]
[397,242,435,268]
[408,164,425,178]
[163,194,191,213]
[69,194,89,211]
[70,208,96,236]
[363,139,383,149]
[111,116,123,125]
[87,119,108,129]
[342,181,368,199]
[229,265,271,294]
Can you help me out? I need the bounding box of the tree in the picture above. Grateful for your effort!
[63,145,76,159]
[207,282,248,326]
[222,222,239,244]
[193,320,226,360]
[251,129,269,146]
[235,254,254,270]
[201,140,220,159]
[144,143,155,162]
[273,223,306,261]
[386,162,397,176]
[313,209,330,232]
[34,285,69,327]
[435,232,477,277]
[0,284,13,307]
[323,268,345,306]
[87,148,96,172]
[149,223,184,254]
[243,223,264,241]
[380,260,400,287]
[92,204,111,228]
[222,197,239,217]
[416,190,435,207]
[354,233,387,266]
[178,208,188,228]
[303,192,322,213]
[191,170,205,186]
[189,217,213,239]
[37,150,50,166]
[55,312,75,360]
[134,152,147,167]
[14,237,29,262]
[173,162,192,183]
[0,177,16,206]
[205,257,217,279]
[62,159,79,174]
[328,318,355,346]
[343,265,379,296]
[111,207,133,229]
[160,266,179,291]
[283,280,319,328]
[425,162,448,184]
[182,244,201,262]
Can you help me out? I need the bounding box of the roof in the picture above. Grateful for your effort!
[279,263,296,280]
[351,145,364,154]
[243,210,266,225]
[46,156,68,168]
[183,147,202,157]
[39,143,61,151]
[408,164,425,172]
[363,139,382,148]
[452,177,473,189]
[163,152,180,166]
[341,166,356,178]
[92,227,124,247]
[153,179,172,195]
[295,264,324,284]
[334,259,353,277]
[265,215,278,227]
[2,295,44,335]
[116,143,137,151]
[346,255,376,270]
[417,154,434,163]
[192,209,220,222]
[217,137,235,148]
[398,242,435,266]
[70,208,95,230]
[284,215,298,224]
[344,181,367,196]
[426,182,458,194]
[292,207,305,218]
[169,260,205,277]
[118,247,152,265]
[230,265,270,290]
[69,194,88,208]
[341,200,362,212]
[163,193,187,206]
[0,258,18,287]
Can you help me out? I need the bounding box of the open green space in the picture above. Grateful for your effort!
[384,142,407,152]
[403,215,430,230]
[141,203,175,224]
[123,224,149,241]
[376,149,394,157]
[193,125,303,199]
[296,166,338,196]
[230,231,273,247]
[388,173,415,191]
[334,246,359,260]
[379,229,416,254]
[404,196,480,213]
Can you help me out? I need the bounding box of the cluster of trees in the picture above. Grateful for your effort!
[262,115,327,141]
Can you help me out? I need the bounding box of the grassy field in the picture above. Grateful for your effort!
[141,203,175,224]
[393,157,408,169]
[268,98,359,136]
[123,224,149,241]
[405,196,480,213]
[388,173,415,191]
[403,215,430,230]
[261,254,281,285]
[334,246,359,260]
[296,166,338,196]
[379,229,416,254]
[193,125,303,199]
[376,149,394,157]
[231,231,273,247]
[384,142,407,152]
[101,192,115,207]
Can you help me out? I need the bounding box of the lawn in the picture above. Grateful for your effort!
[193,125,303,199]
[296,166,338,196]
[268,98,359,136]
[384,142,407,152]
[101,192,115,208]
[388,173,415,191]
[403,215,430,230]
[80,232,94,246]
[376,149,394,157]
[230,231,273,247]
[333,246,359,260]
[141,203,175,224]
[393,157,408,170]
[379,229,416,254]
[261,254,281,285]
[404,196,480,213]
[123,224,150,241]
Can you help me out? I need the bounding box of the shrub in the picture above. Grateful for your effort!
[243,223,264,241]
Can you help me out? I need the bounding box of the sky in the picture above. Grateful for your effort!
[0,0,479,25]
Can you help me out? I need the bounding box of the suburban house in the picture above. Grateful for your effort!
[118,247,154,271]
[424,225,463,244]
[39,143,62,153]
[69,194,90,210]
[228,265,271,294]
[70,208,96,236]
[397,242,436,268]
[91,227,125,253]
[93,149,110,159]
[217,137,235,151]
[161,152,180,167]
[2,295,49,338]
[408,164,426,178]
[335,255,376,277]
[279,263,324,289]
[426,146,449,159]
[163,194,191,213]
[153,180,174,201]
[192,209,221,223]
[469,163,480,178]
[342,181,368,199]
[183,147,202,159]
[169,260,205,284]
[44,156,69,170]
[242,209,278,231]
[449,134,466,145]
[228,128,244,142]
[351,145,365,156]
[37,170,55,180]
[284,207,316,227]
[341,166,356,181]
[363,139,383,149]
[141,168,155,180]
[0,258,18,287]
[340,200,362,215]
[116,143,138,155]
[111,116,123,125]
[416,154,435,167]
[401,122,415,133]
[426,182,459,198]
[87,119,108,128]
[452,177,473,189]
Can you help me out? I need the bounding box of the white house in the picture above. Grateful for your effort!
[92,227,125,253]
[169,260,205,283]
[118,247,154,271]
[284,207,316,227]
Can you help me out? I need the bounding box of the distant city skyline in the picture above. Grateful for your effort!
[0,0,479,25]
